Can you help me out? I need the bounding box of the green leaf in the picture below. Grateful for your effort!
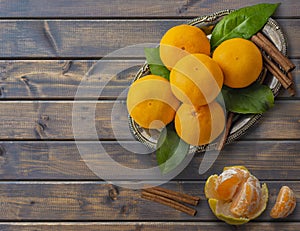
[156,123,190,175]
[211,3,280,50]
[144,47,170,80]
[221,83,274,114]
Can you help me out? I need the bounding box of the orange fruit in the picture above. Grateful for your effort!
[216,167,249,201]
[230,175,261,217]
[270,186,296,218]
[212,38,263,88]
[160,24,210,70]
[126,75,180,129]
[205,166,269,225]
[174,101,225,146]
[170,53,223,106]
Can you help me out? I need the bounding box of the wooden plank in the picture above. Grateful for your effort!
[245,100,300,139]
[0,60,143,99]
[0,141,299,180]
[0,0,297,18]
[0,181,298,221]
[0,19,298,58]
[0,222,299,231]
[0,59,298,99]
[0,101,298,140]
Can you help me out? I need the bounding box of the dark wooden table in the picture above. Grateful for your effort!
[0,0,299,230]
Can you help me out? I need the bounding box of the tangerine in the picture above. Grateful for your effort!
[212,38,263,88]
[126,75,180,129]
[174,101,225,146]
[160,24,210,70]
[170,53,223,106]
[205,166,269,225]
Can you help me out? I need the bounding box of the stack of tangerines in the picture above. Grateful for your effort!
[127,24,263,146]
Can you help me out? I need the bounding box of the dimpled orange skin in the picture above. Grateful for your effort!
[160,24,210,70]
[126,75,180,129]
[212,38,263,88]
[270,186,297,218]
[174,101,225,146]
[170,53,224,106]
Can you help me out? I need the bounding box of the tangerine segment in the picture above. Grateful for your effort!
[127,75,180,129]
[270,186,296,218]
[248,183,268,220]
[170,54,223,106]
[174,101,225,146]
[230,175,261,217]
[212,38,263,88]
[160,24,210,70]
[216,168,250,201]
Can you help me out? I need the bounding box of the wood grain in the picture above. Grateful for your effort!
[0,222,299,231]
[0,181,298,221]
[0,59,298,99]
[0,0,298,229]
[0,141,298,180]
[0,101,298,140]
[0,60,143,99]
[0,0,297,18]
[0,19,297,58]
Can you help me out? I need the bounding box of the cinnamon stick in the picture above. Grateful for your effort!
[251,33,295,72]
[141,190,197,216]
[262,54,292,89]
[259,67,268,84]
[287,72,296,96]
[217,111,234,151]
[257,32,295,72]
[143,186,200,206]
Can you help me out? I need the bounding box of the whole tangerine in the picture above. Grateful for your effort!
[160,24,210,70]
[170,53,223,106]
[174,101,225,146]
[127,75,180,129]
[212,38,263,88]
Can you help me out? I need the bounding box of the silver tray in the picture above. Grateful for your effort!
[128,9,287,153]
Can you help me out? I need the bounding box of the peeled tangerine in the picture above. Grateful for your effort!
[270,186,296,219]
[205,166,268,225]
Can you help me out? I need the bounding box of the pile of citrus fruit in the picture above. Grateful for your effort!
[126,23,297,225]
[127,24,263,146]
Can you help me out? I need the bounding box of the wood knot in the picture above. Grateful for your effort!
[20,75,29,84]
[0,145,5,156]
[62,60,73,74]
[41,115,49,121]
[0,86,4,98]
[120,204,130,215]
[34,119,48,139]
[108,186,119,201]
